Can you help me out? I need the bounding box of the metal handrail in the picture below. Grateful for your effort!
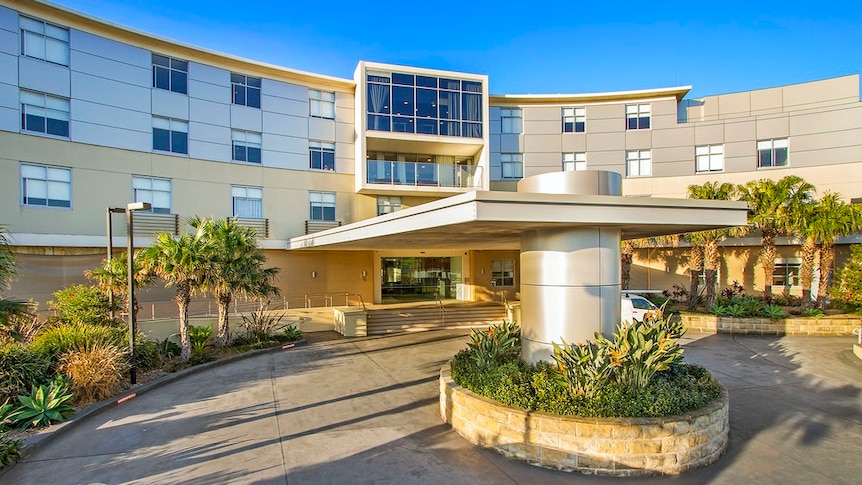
[433,291,446,325]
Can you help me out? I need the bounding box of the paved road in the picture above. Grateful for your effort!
[3,330,861,484]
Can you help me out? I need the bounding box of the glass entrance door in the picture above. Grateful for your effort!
[381,256,462,303]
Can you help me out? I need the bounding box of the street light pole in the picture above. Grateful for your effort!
[106,207,126,321]
[125,201,151,385]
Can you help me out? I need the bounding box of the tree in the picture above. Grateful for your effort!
[736,176,814,296]
[831,244,862,313]
[139,230,208,361]
[687,182,740,308]
[621,236,679,292]
[808,192,862,308]
[791,197,821,306]
[85,255,151,320]
[192,218,279,346]
[0,226,16,291]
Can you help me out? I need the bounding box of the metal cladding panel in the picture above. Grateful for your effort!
[517,170,622,196]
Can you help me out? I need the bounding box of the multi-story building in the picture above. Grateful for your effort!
[1,0,860,309]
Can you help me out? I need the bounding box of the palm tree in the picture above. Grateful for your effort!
[138,230,208,361]
[621,236,679,291]
[809,192,862,308]
[192,217,280,346]
[85,254,151,320]
[0,226,16,291]
[791,198,820,307]
[687,182,739,308]
[736,176,814,296]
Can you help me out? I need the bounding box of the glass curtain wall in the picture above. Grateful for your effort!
[381,257,462,302]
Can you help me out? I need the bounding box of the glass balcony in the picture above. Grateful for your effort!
[366,160,477,188]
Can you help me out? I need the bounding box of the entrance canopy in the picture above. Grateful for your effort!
[287,190,749,251]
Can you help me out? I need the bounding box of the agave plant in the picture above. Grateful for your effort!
[552,338,612,398]
[6,377,75,430]
[466,320,520,368]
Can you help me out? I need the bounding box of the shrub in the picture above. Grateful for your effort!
[48,284,114,326]
[0,343,52,402]
[31,323,126,367]
[134,334,162,371]
[0,299,38,341]
[801,307,825,318]
[465,321,520,368]
[832,245,862,313]
[6,376,75,429]
[763,304,786,319]
[240,309,284,343]
[283,325,302,342]
[60,343,129,405]
[188,325,213,356]
[0,437,21,469]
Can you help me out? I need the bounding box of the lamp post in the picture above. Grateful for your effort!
[106,207,127,320]
[124,201,151,385]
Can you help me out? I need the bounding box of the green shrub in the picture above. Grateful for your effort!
[763,304,786,319]
[0,398,14,430]
[240,309,284,343]
[134,334,162,371]
[801,307,825,318]
[60,343,128,405]
[465,321,520,368]
[832,245,862,313]
[48,284,114,326]
[0,343,52,402]
[551,339,610,398]
[6,376,75,429]
[188,325,213,356]
[31,323,126,367]
[0,437,21,469]
[283,325,302,342]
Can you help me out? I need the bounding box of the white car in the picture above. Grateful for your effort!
[621,293,662,323]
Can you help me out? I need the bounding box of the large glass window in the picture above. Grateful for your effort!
[500,108,522,134]
[232,186,263,219]
[366,70,483,138]
[21,163,71,208]
[152,117,188,154]
[231,74,261,108]
[626,104,651,130]
[152,54,188,94]
[773,259,801,287]
[309,141,335,170]
[232,130,261,163]
[626,150,651,177]
[757,139,788,168]
[491,259,515,287]
[562,107,585,133]
[562,152,587,171]
[132,176,171,214]
[309,90,335,119]
[377,196,402,215]
[309,191,336,221]
[20,16,69,65]
[20,90,69,137]
[501,153,523,179]
[696,144,724,173]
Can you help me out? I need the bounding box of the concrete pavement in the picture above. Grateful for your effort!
[2,330,862,484]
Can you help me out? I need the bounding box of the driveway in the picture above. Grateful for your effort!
[2,330,861,484]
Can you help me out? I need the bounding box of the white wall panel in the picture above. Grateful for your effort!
[70,30,150,70]
[0,28,17,56]
[263,79,306,101]
[70,99,151,133]
[70,50,149,87]
[189,62,228,84]
[0,105,17,132]
[190,98,230,127]
[262,132,306,155]
[71,72,150,113]
[0,51,16,86]
[230,104,262,131]
[152,89,189,120]
[188,120,230,144]
[19,58,70,97]
[0,6,17,38]
[189,139,228,162]
[261,151,305,170]
[263,111,307,138]
[188,79,229,105]
[261,94,306,117]
[70,121,150,152]
[308,117,335,141]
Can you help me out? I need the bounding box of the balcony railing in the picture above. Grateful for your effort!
[306,220,342,234]
[134,213,179,236]
[366,160,477,188]
[235,218,269,239]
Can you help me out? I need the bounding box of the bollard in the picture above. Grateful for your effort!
[853,327,862,345]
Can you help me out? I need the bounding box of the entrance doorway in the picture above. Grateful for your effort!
[381,256,462,303]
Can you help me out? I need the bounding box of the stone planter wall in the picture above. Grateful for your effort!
[439,365,728,477]
[681,314,861,336]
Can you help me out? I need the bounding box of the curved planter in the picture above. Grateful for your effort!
[439,365,728,477]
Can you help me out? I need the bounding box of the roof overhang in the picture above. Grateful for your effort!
[489,86,692,105]
[288,191,749,251]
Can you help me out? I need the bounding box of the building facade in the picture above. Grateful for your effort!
[1,0,861,310]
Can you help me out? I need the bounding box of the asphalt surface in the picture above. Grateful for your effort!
[2,330,861,484]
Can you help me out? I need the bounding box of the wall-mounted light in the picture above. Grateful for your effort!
[361,270,367,280]
[311,271,317,279]
[480,268,485,275]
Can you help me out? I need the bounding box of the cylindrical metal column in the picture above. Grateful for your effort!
[520,226,621,363]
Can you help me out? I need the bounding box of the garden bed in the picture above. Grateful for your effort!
[681,313,861,336]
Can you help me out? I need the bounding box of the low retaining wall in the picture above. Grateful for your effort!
[439,365,728,477]
[681,314,861,336]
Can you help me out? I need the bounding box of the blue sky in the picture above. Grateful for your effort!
[53,0,862,98]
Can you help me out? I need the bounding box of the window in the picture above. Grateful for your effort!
[501,153,523,179]
[774,259,801,287]
[152,117,188,154]
[232,186,263,219]
[562,107,585,133]
[309,191,336,221]
[20,16,69,66]
[562,152,587,171]
[231,74,261,108]
[377,196,402,216]
[152,54,188,94]
[626,150,651,177]
[626,104,651,130]
[232,130,261,163]
[309,141,335,170]
[500,108,522,134]
[491,259,515,287]
[21,163,71,208]
[696,144,724,173]
[132,176,171,214]
[757,139,788,168]
[21,91,69,137]
[309,90,335,119]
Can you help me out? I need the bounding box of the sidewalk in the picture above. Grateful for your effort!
[2,331,861,484]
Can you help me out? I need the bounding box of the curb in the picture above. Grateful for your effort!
[9,338,307,462]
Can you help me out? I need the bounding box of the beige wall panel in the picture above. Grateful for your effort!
[523,106,560,122]
[694,122,724,145]
[560,134,586,152]
[782,75,859,108]
[586,132,625,152]
[701,96,719,120]
[723,140,755,172]
[308,117,336,142]
[652,159,693,178]
[755,114,789,139]
[652,146,691,171]
[470,250,520,302]
[586,149,624,167]
[624,129,651,149]
[651,99,678,117]
[723,119,756,143]
[523,134,562,153]
[685,100,705,123]
[718,91,751,116]
[791,144,861,170]
[651,113,677,130]
[750,87,783,114]
[587,104,623,133]
[335,120,355,144]
[524,152,561,176]
[790,106,862,136]
[524,120,561,135]
[264,249,376,303]
[652,125,693,148]
[588,116,624,133]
